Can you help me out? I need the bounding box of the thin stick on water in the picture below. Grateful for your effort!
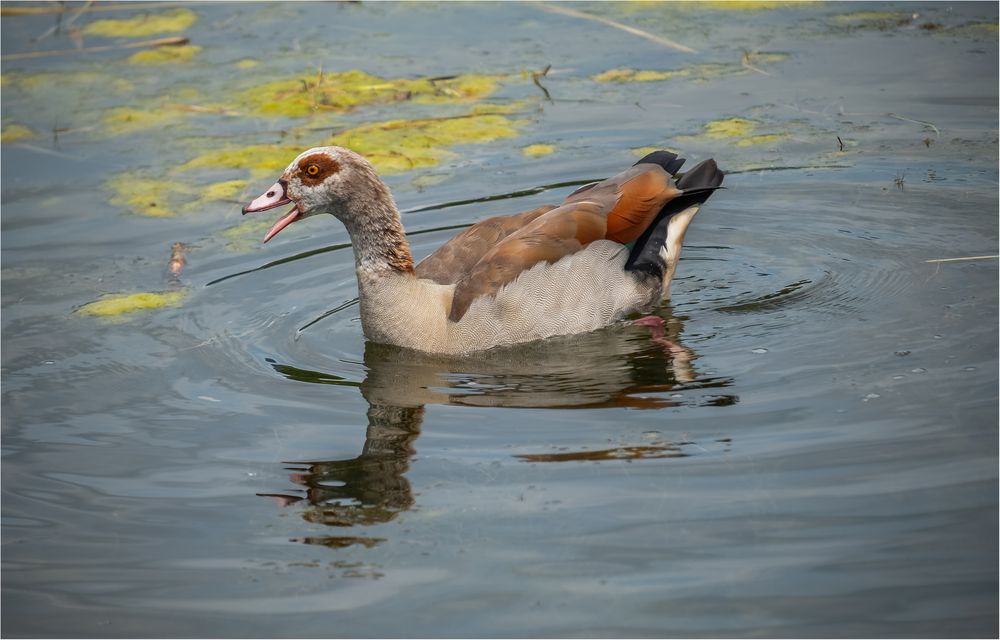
[924,255,999,263]
[887,113,941,138]
[2,36,189,61]
[3,2,210,15]
[532,64,553,101]
[35,0,92,42]
[741,51,772,76]
[529,2,698,54]
[9,143,79,160]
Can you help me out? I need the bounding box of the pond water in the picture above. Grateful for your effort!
[2,2,997,637]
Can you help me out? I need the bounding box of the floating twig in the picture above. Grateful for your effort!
[887,113,940,138]
[924,255,999,264]
[532,64,553,102]
[161,103,242,117]
[3,2,213,16]
[10,143,79,160]
[35,0,91,41]
[740,50,772,76]
[530,2,697,54]
[2,35,189,61]
[837,136,845,151]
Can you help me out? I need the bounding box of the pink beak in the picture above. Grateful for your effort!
[242,181,301,243]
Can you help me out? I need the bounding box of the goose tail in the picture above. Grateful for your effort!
[624,156,725,287]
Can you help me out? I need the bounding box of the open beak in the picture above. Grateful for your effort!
[242,180,301,243]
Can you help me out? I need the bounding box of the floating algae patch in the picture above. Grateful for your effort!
[103,107,187,136]
[236,59,260,70]
[695,1,812,10]
[468,99,539,116]
[330,113,526,175]
[412,74,500,104]
[178,105,531,187]
[127,44,202,65]
[107,173,248,218]
[203,180,248,201]
[5,70,134,94]
[593,68,678,83]
[735,133,789,147]
[179,144,302,178]
[704,117,757,139]
[219,216,284,252]
[830,11,914,30]
[593,58,784,84]
[522,143,555,158]
[680,117,790,147]
[238,69,504,118]
[82,8,198,38]
[1,123,35,143]
[411,173,449,190]
[107,172,193,218]
[944,22,999,38]
[77,290,187,318]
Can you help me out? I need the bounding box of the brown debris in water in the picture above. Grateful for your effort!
[168,242,187,278]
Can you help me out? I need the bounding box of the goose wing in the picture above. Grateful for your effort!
[446,163,683,322]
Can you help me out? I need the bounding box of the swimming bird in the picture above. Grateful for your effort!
[242,146,723,354]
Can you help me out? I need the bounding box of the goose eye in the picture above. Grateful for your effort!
[306,164,320,177]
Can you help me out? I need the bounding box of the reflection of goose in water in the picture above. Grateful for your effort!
[260,314,736,547]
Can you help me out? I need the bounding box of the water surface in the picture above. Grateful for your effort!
[2,2,997,637]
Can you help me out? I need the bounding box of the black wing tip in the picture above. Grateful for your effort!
[677,158,724,191]
[624,157,725,276]
[634,150,686,177]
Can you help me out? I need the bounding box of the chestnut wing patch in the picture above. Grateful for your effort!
[448,201,609,322]
[415,205,556,285]
[565,164,680,245]
[446,164,682,322]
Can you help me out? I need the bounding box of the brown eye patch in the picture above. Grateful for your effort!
[297,154,340,185]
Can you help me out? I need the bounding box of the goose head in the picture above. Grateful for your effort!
[242,146,392,243]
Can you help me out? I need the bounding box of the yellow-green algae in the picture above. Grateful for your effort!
[329,113,525,174]
[682,117,790,147]
[5,70,134,94]
[830,11,913,29]
[734,133,789,147]
[703,117,758,139]
[107,172,191,218]
[1,123,35,143]
[945,22,999,37]
[411,173,449,190]
[521,143,556,158]
[203,180,248,201]
[103,107,186,136]
[178,144,302,178]
[696,1,812,10]
[77,290,187,317]
[82,8,198,38]
[591,64,734,82]
[468,99,538,115]
[220,216,281,252]
[107,173,249,217]
[127,44,202,65]
[179,104,531,184]
[594,56,787,84]
[238,69,503,118]
[235,58,260,70]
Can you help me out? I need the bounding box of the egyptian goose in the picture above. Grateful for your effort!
[242,147,723,354]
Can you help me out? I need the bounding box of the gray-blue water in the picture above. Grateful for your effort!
[3,2,997,637]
